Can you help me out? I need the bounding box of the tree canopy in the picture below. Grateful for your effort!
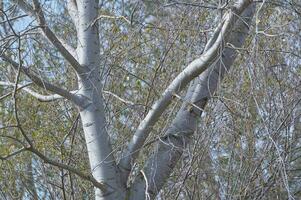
[0,0,300,199]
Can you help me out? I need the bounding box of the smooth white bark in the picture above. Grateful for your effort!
[5,2,125,198]
[120,0,254,184]
[128,2,256,199]
[66,0,79,29]
[76,1,125,199]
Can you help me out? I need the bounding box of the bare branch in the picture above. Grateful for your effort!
[57,35,78,59]
[1,55,82,104]
[103,90,135,105]
[0,147,27,161]
[32,0,84,73]
[0,14,27,25]
[28,146,108,192]
[91,14,130,27]
[11,0,84,74]
[0,81,70,102]
[11,0,35,15]
[164,1,218,9]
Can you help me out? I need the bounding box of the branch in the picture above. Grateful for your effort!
[119,0,253,177]
[11,0,84,74]
[103,90,135,105]
[1,55,82,104]
[128,1,256,198]
[27,146,107,192]
[91,14,130,27]
[0,81,32,101]
[0,14,28,25]
[66,0,78,28]
[164,1,218,9]
[57,35,78,59]
[0,81,70,102]
[0,147,27,161]
[11,0,34,15]
[0,126,107,192]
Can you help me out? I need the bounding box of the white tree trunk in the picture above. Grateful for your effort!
[76,0,125,199]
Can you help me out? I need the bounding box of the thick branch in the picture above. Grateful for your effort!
[128,1,256,199]
[119,0,253,178]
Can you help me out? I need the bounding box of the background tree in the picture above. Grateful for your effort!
[0,0,300,199]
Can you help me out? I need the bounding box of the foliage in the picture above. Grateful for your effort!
[0,0,300,199]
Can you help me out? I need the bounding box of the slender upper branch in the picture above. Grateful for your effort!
[11,0,84,74]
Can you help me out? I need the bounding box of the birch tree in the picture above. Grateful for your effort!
[0,0,300,199]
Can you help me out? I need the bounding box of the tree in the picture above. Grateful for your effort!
[0,0,300,199]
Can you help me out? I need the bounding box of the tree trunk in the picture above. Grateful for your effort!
[76,0,125,199]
